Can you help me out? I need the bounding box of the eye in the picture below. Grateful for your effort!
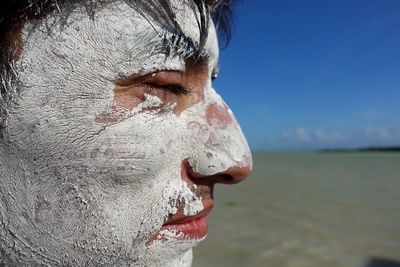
[211,66,219,81]
[115,71,191,95]
[148,83,190,95]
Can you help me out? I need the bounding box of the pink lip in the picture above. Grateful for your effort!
[161,216,208,240]
[146,199,213,244]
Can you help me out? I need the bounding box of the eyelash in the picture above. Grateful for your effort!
[144,83,191,95]
[118,68,217,95]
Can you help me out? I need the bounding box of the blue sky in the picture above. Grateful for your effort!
[214,0,400,151]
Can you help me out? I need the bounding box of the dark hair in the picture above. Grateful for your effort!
[0,0,234,132]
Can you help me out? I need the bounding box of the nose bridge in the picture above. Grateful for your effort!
[205,95,236,130]
[187,87,252,184]
[203,86,237,128]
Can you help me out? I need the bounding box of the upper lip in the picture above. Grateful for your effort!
[161,159,215,226]
[163,198,214,226]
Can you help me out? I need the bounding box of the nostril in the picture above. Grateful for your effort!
[215,174,236,184]
[182,160,252,186]
[199,173,236,185]
[221,166,252,184]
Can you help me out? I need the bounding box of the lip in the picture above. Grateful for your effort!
[147,198,214,243]
[161,216,209,240]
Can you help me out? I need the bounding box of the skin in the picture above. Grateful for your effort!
[0,1,252,266]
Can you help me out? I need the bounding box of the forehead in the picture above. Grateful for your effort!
[26,0,219,69]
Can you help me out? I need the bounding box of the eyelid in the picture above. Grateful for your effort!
[148,71,184,87]
[114,73,149,87]
[114,70,190,94]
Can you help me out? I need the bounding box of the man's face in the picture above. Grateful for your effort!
[1,1,251,266]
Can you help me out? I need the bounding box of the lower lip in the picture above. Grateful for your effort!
[161,217,208,240]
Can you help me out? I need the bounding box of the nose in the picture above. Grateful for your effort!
[221,165,252,184]
[185,90,252,185]
[184,160,252,185]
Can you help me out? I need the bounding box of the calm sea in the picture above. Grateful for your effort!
[193,152,400,267]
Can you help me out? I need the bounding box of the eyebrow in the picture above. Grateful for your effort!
[158,30,209,64]
[117,25,216,84]
[115,31,207,83]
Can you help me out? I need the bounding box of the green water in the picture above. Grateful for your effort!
[193,152,400,267]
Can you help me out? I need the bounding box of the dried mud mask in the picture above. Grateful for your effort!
[0,1,252,266]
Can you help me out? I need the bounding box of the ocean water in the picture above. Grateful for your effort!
[193,152,400,267]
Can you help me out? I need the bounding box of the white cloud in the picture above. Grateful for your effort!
[282,127,346,144]
[294,127,312,142]
[279,125,400,149]
[282,127,313,142]
[314,130,347,143]
[364,126,394,141]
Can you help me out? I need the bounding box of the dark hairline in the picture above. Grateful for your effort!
[0,0,233,54]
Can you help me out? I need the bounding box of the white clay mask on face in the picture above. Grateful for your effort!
[0,1,252,266]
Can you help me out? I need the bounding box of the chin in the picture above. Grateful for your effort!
[134,232,205,267]
[109,232,204,266]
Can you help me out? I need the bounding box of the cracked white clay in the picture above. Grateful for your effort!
[0,1,252,266]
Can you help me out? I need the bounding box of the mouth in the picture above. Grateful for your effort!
[147,198,214,244]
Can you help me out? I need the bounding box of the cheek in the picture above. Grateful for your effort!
[17,107,190,247]
[95,82,204,127]
[90,113,184,183]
